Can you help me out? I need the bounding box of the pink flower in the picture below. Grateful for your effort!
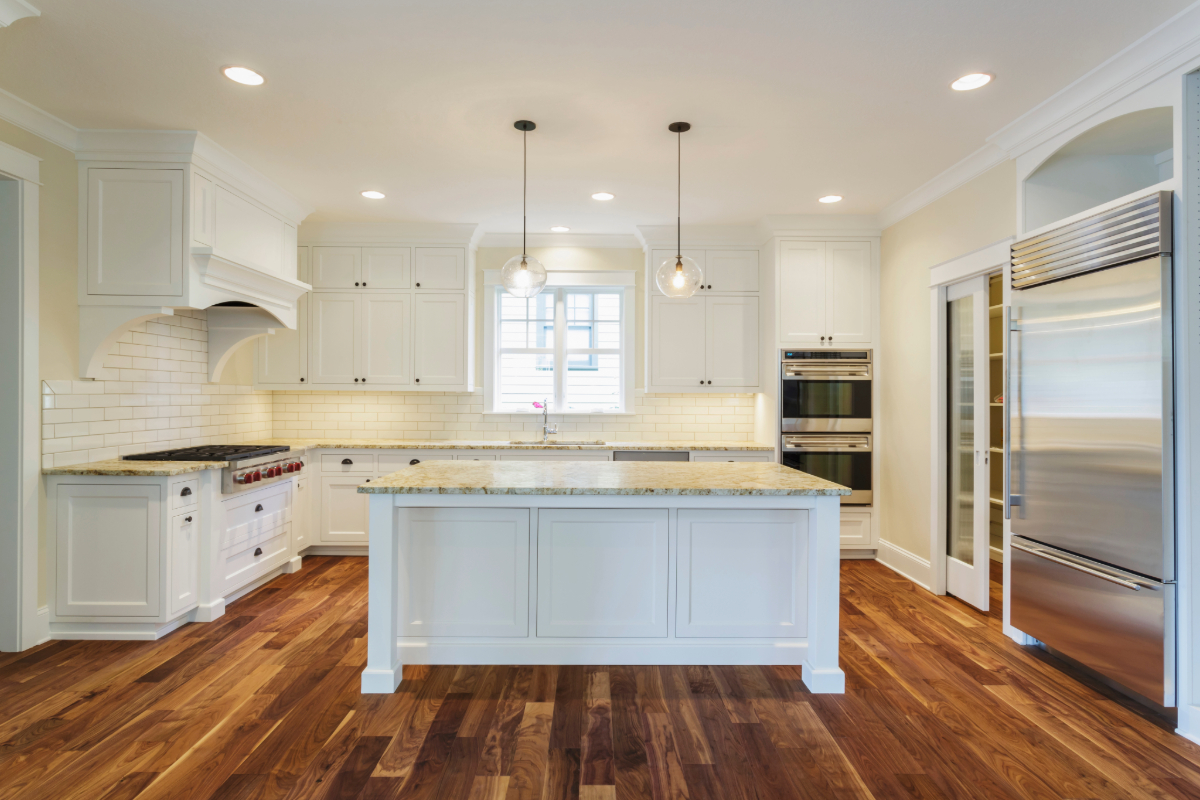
[532,402,543,409]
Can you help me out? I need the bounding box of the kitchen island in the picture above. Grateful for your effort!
[359,460,849,694]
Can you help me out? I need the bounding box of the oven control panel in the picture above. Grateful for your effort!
[224,456,305,494]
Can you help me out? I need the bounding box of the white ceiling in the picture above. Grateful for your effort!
[0,0,1191,233]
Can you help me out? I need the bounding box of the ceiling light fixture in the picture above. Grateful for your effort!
[654,122,702,299]
[591,192,615,201]
[222,66,265,86]
[550,226,570,232]
[951,73,992,91]
[818,195,843,204]
[500,120,548,299]
[361,190,385,199]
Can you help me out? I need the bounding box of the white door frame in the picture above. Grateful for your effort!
[0,140,43,651]
[928,238,1012,598]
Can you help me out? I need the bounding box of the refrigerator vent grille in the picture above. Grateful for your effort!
[1011,191,1171,289]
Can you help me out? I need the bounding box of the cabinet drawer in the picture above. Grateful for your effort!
[170,478,199,510]
[222,483,291,550]
[222,526,291,597]
[378,453,453,472]
[321,453,375,473]
[691,453,772,462]
[839,511,873,548]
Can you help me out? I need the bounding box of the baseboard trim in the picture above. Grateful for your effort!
[35,606,49,646]
[301,546,368,557]
[876,539,933,590]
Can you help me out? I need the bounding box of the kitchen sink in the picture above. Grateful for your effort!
[507,440,606,446]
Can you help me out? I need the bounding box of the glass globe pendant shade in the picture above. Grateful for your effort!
[500,254,548,298]
[655,254,702,298]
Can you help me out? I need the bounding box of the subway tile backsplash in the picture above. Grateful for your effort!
[41,310,757,467]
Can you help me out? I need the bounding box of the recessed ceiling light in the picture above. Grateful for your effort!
[951,73,992,91]
[361,190,385,199]
[222,66,265,86]
[818,195,843,204]
[550,226,570,232]
[591,192,615,201]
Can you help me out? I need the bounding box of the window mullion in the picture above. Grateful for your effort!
[554,288,566,410]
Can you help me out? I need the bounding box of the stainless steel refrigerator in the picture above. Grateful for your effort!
[1007,190,1175,708]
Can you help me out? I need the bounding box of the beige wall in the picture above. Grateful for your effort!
[878,161,1017,560]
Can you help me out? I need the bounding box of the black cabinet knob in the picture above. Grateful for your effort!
[255,504,263,512]
[300,377,305,382]
[415,378,420,383]
[185,516,192,522]
[342,458,353,465]
[365,478,371,483]
[415,282,420,287]
[362,282,367,287]
[254,547,262,556]
[180,486,192,496]
[699,380,703,385]
[708,380,712,385]
[354,378,359,382]
[409,459,420,465]
[362,378,366,383]
[707,284,712,289]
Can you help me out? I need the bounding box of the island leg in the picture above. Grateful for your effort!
[362,496,403,693]
[802,495,846,693]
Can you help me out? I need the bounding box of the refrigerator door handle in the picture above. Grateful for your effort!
[1004,306,1017,519]
[1010,539,1151,591]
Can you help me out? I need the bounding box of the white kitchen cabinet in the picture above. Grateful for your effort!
[363,247,411,289]
[320,477,371,544]
[87,168,184,297]
[650,295,707,387]
[705,250,760,292]
[414,293,466,386]
[192,172,214,246]
[312,246,412,289]
[363,292,412,385]
[293,476,311,552]
[498,453,613,461]
[310,292,362,384]
[311,247,361,289]
[691,453,773,462]
[650,249,706,293]
[169,511,199,616]
[413,247,466,289]
[839,510,875,549]
[257,291,309,386]
[778,239,874,346]
[706,296,759,387]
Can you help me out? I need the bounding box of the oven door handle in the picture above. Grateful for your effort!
[781,374,871,381]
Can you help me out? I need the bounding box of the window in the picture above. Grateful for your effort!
[492,286,628,413]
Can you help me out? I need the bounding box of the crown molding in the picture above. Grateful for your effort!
[0,86,79,152]
[879,0,1200,231]
[0,0,38,28]
[635,224,764,249]
[298,220,482,245]
[0,138,40,183]
[478,232,641,249]
[757,214,882,241]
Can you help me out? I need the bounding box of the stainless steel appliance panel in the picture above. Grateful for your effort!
[1010,256,1172,580]
[782,433,872,504]
[1011,537,1173,706]
[780,349,873,433]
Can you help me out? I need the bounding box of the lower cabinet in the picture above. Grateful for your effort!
[536,508,669,637]
[691,453,772,462]
[320,476,370,543]
[219,525,292,596]
[169,510,199,616]
[839,510,873,548]
[293,476,310,551]
[498,453,612,461]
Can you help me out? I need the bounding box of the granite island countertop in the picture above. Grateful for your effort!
[42,459,229,477]
[358,460,849,496]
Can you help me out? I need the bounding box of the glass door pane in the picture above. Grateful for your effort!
[948,295,976,566]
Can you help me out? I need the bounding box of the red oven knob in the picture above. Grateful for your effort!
[295,461,303,472]
[252,470,261,482]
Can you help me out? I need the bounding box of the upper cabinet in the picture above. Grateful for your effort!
[649,249,759,294]
[87,168,184,296]
[778,239,874,347]
[312,247,412,289]
[413,247,466,289]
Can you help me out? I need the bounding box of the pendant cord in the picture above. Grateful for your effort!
[522,129,527,257]
[676,129,681,259]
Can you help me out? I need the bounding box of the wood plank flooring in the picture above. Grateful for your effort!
[2,556,1198,799]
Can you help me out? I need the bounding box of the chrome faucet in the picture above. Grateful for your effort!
[541,398,558,443]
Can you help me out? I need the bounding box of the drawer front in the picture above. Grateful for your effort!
[456,454,496,461]
[839,511,873,548]
[171,478,199,510]
[222,526,292,597]
[222,483,291,550]
[691,452,772,462]
[321,453,375,474]
[378,453,454,472]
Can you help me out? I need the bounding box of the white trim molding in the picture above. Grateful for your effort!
[482,269,636,288]
[478,232,641,249]
[875,540,933,590]
[880,145,1009,230]
[0,86,78,152]
[298,220,480,245]
[0,139,40,184]
[928,237,1014,288]
[0,0,38,28]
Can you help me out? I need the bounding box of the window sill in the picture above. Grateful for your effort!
[482,411,637,417]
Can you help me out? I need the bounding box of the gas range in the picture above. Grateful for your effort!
[123,444,306,494]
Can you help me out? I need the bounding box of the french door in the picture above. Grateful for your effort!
[945,276,991,610]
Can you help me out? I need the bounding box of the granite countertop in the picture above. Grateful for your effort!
[42,459,227,477]
[359,460,850,496]
[250,438,773,452]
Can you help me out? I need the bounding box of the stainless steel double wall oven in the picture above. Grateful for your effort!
[780,350,872,504]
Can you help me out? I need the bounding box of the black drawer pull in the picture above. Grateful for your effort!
[180,486,192,497]
[365,478,371,483]
[410,458,420,465]
[255,504,263,512]
[254,547,262,556]
[342,458,353,465]
[185,516,192,522]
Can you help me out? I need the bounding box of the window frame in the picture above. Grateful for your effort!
[483,271,636,415]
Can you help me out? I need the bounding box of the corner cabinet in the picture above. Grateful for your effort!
[645,247,762,393]
[255,241,475,392]
[777,239,875,347]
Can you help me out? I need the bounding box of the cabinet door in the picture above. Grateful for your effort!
[827,241,872,344]
[650,295,706,387]
[650,249,706,295]
[87,168,184,297]
[310,293,361,384]
[311,246,361,289]
[293,477,310,552]
[56,484,161,617]
[778,241,826,343]
[705,296,759,388]
[413,247,465,289]
[413,293,466,386]
[362,247,411,289]
[257,291,308,385]
[319,477,370,543]
[170,511,199,615]
[839,511,873,548]
[362,292,412,385]
[705,250,759,292]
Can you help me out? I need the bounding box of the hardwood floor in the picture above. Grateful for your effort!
[2,555,1198,800]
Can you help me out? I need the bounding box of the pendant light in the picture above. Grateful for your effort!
[501,120,548,298]
[655,122,702,298]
